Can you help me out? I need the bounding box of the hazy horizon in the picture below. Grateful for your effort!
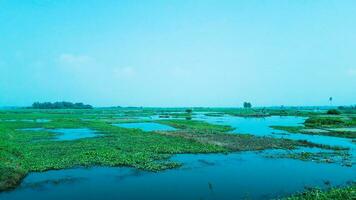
[1,0,355,107]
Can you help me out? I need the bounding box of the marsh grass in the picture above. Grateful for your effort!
[264,150,352,166]
[271,116,356,139]
[156,119,234,133]
[282,184,356,200]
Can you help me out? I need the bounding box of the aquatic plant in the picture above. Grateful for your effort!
[271,125,356,139]
[185,109,193,114]
[282,184,356,200]
[0,111,226,191]
[305,117,345,127]
[327,109,341,115]
[264,150,352,166]
[1,108,354,193]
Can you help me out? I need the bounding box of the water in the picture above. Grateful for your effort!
[113,122,176,132]
[1,152,354,200]
[193,114,355,150]
[19,128,100,141]
[49,129,99,141]
[20,128,45,131]
[0,119,51,123]
[194,114,306,136]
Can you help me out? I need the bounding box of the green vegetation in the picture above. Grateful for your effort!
[0,113,226,191]
[338,106,356,114]
[157,119,234,133]
[1,108,315,191]
[327,109,341,115]
[304,115,356,128]
[157,120,346,151]
[304,117,346,127]
[31,101,93,109]
[194,107,321,117]
[282,184,356,200]
[271,126,356,139]
[243,102,252,108]
[0,108,354,195]
[160,130,298,151]
[271,114,356,139]
[265,150,352,166]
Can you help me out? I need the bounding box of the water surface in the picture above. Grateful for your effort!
[49,128,99,141]
[1,152,354,200]
[113,122,176,132]
[19,128,99,141]
[194,114,355,150]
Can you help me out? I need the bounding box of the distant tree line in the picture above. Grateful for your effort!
[338,105,356,110]
[31,101,93,109]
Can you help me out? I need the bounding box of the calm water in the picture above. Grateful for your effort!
[1,152,354,200]
[194,114,355,150]
[193,114,306,136]
[113,122,176,131]
[49,128,99,141]
[19,128,99,141]
[1,119,51,123]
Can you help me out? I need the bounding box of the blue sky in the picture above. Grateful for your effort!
[0,0,355,107]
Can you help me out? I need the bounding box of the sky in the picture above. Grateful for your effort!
[0,0,355,107]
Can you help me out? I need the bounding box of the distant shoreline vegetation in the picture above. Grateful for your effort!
[30,101,93,109]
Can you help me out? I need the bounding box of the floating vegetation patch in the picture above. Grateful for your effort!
[263,150,353,167]
[20,177,87,190]
[272,125,356,139]
[282,183,356,200]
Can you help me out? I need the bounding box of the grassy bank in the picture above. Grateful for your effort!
[282,184,356,200]
[271,115,356,139]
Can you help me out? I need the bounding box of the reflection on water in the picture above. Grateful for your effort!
[113,122,176,132]
[19,128,100,141]
[1,152,355,200]
[194,114,355,150]
[49,128,99,141]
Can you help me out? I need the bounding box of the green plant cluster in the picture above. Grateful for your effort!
[282,184,356,200]
[0,113,226,191]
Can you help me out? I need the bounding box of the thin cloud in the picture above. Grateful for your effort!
[347,68,356,76]
[113,67,136,79]
[58,54,92,67]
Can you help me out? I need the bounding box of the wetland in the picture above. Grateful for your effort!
[0,107,355,200]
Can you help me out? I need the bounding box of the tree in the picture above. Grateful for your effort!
[327,109,341,115]
[32,102,40,109]
[243,102,252,108]
[186,109,193,114]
